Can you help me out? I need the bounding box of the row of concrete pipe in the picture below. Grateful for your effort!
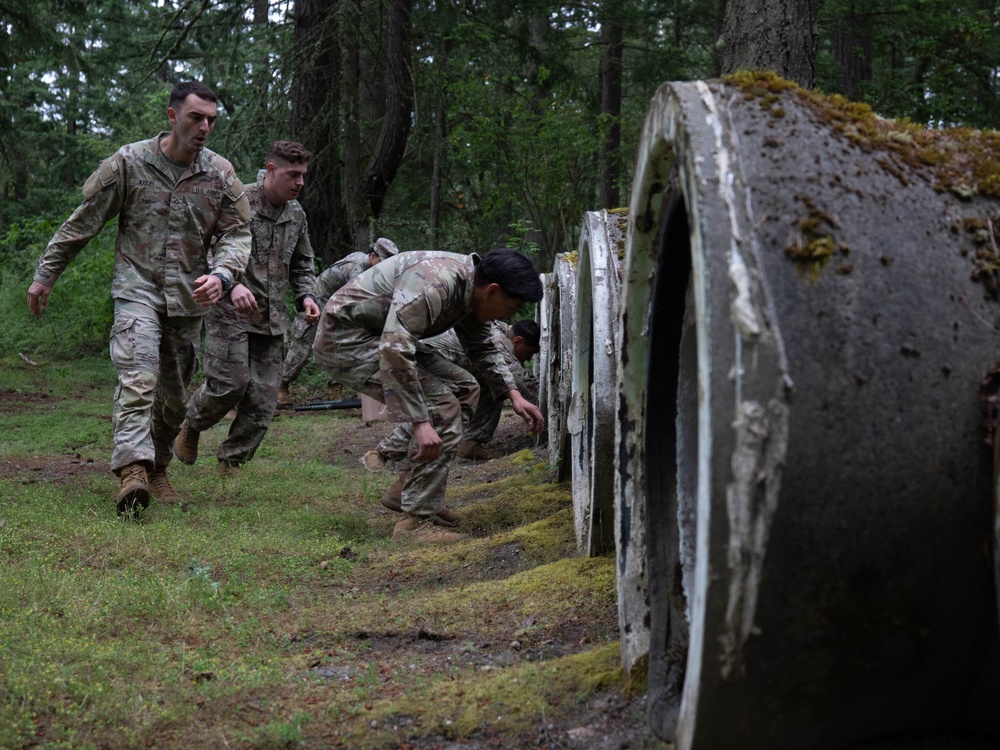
[538,79,1000,749]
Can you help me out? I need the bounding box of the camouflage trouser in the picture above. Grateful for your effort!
[314,325,479,516]
[379,359,539,452]
[186,304,284,465]
[280,313,318,384]
[109,300,202,473]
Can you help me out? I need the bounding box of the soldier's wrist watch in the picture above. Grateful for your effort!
[211,272,233,293]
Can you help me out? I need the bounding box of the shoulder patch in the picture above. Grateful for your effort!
[82,156,121,200]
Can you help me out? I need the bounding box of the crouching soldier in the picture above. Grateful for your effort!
[174,141,319,476]
[314,248,544,544]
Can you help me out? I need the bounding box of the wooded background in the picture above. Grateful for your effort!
[1,0,998,273]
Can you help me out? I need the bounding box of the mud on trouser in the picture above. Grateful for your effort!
[110,300,202,473]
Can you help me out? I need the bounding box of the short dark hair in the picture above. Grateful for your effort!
[266,140,311,165]
[511,319,540,349]
[474,249,543,303]
[169,81,217,110]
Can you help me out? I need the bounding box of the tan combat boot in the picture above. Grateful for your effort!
[392,515,469,544]
[174,421,200,465]
[148,465,180,505]
[218,459,242,477]
[457,439,500,461]
[328,382,343,401]
[116,463,150,516]
[362,449,387,472]
[276,381,293,410]
[380,472,407,512]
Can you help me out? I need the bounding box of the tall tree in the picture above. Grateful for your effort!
[721,0,819,87]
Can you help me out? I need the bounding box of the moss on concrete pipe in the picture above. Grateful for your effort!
[616,74,1000,748]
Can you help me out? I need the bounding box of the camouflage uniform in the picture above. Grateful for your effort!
[377,322,539,460]
[280,252,369,384]
[33,133,251,473]
[313,251,517,516]
[184,169,316,465]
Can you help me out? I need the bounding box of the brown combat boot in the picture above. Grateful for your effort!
[276,381,293,410]
[380,472,407,512]
[218,459,242,477]
[174,421,200,465]
[457,439,501,461]
[148,465,180,505]
[115,463,150,516]
[392,515,469,544]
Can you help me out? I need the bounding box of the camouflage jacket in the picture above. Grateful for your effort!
[33,133,251,317]
[313,252,370,307]
[419,321,539,403]
[323,251,517,422]
[228,169,316,335]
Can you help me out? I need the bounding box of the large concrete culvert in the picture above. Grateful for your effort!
[615,75,1000,749]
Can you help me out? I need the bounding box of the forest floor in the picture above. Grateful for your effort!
[0,361,670,750]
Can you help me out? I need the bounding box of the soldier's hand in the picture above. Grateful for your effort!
[27,281,52,318]
[509,390,544,435]
[193,274,224,306]
[412,421,443,462]
[303,297,321,325]
[231,284,258,315]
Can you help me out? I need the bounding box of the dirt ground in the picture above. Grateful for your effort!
[1,391,670,750]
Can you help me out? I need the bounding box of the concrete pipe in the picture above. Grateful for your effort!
[568,210,626,556]
[536,272,555,441]
[615,75,1000,749]
[545,253,577,482]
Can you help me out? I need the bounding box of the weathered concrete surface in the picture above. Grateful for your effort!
[617,76,1000,749]
[568,210,624,556]
[545,254,577,482]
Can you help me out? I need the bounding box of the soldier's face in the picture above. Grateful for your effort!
[167,94,217,159]
[474,284,523,322]
[265,160,308,205]
[512,337,539,364]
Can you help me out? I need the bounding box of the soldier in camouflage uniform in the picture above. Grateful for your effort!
[276,237,399,408]
[27,81,251,516]
[366,319,540,468]
[174,141,320,475]
[313,248,545,544]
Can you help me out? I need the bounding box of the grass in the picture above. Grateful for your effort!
[0,357,647,749]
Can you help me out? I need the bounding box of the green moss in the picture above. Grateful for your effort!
[349,642,624,747]
[722,70,1000,201]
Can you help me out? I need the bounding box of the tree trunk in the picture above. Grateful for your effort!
[599,17,623,209]
[353,0,414,249]
[831,5,872,99]
[291,0,348,263]
[720,0,818,88]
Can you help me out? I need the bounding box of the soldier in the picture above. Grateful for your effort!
[364,319,540,491]
[174,141,320,476]
[276,237,399,408]
[26,81,251,516]
[313,248,545,544]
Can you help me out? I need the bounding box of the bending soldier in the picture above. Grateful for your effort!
[277,238,399,408]
[365,319,540,481]
[27,81,251,515]
[313,248,544,544]
[174,141,319,476]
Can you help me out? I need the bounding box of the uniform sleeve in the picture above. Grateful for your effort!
[288,220,317,303]
[454,317,517,399]
[312,262,351,306]
[208,173,252,286]
[34,154,127,287]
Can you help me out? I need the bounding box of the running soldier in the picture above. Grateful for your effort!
[27,81,251,515]
[174,141,319,475]
[313,248,545,544]
[276,237,399,408]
